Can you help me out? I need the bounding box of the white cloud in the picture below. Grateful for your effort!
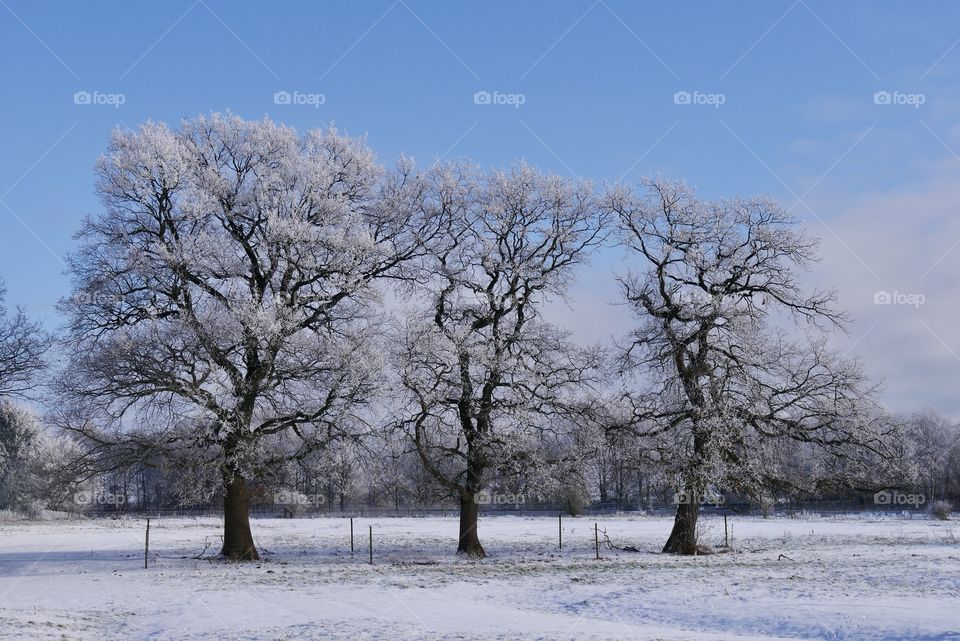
[803,161,960,416]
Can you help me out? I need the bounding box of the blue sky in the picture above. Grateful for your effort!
[2,1,960,414]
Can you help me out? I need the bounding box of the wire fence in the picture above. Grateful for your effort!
[69,500,938,521]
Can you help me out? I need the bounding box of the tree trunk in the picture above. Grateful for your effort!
[220,473,259,561]
[662,498,700,554]
[457,495,485,558]
[664,428,707,555]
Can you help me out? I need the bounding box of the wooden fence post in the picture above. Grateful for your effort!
[144,518,150,569]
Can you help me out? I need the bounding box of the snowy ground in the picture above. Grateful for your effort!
[0,513,957,641]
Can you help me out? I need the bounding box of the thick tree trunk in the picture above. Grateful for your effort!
[456,437,486,557]
[662,498,700,554]
[457,495,485,558]
[664,427,707,554]
[220,473,259,561]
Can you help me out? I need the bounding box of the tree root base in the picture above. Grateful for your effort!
[218,546,260,561]
[456,544,486,559]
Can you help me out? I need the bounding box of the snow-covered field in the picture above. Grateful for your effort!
[0,514,957,641]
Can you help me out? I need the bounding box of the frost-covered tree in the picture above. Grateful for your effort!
[57,113,441,559]
[394,163,607,557]
[367,431,426,509]
[607,178,891,554]
[68,423,225,513]
[0,401,41,512]
[0,401,77,515]
[0,283,55,515]
[0,280,50,399]
[900,411,960,502]
[296,439,361,510]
